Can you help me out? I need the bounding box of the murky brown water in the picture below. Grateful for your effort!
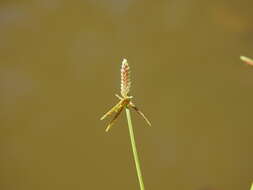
[0,0,253,189]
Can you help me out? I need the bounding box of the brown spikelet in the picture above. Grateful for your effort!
[121,58,131,97]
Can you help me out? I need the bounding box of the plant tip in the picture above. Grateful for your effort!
[122,58,128,65]
[240,55,253,66]
[240,56,247,61]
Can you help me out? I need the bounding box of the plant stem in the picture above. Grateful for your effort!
[125,108,145,190]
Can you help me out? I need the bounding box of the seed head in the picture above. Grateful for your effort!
[121,58,131,97]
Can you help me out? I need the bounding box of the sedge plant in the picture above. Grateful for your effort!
[100,58,151,190]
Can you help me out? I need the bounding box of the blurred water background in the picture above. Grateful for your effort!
[0,0,253,189]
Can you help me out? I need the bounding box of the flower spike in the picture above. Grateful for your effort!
[100,59,151,131]
[121,58,131,97]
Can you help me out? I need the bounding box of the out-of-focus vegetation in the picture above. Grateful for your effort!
[241,56,253,66]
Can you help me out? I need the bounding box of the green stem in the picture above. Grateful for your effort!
[125,108,145,190]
